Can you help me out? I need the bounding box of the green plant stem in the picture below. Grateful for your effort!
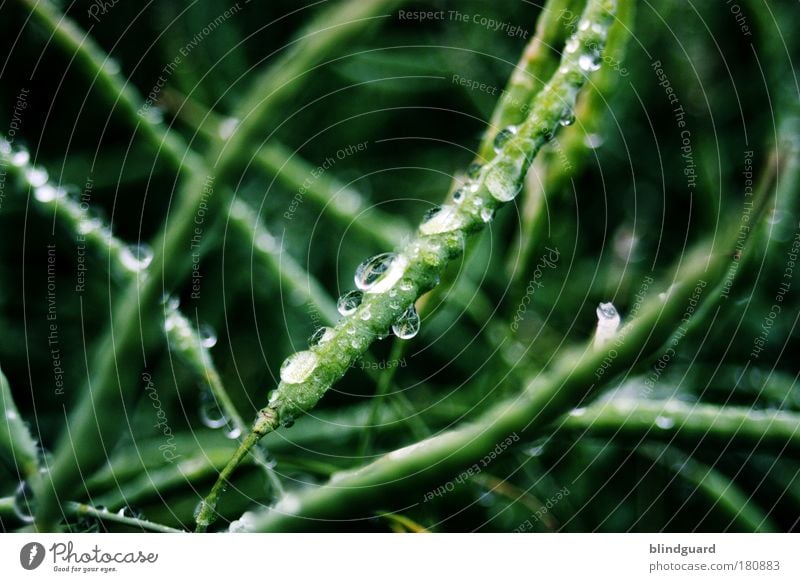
[228,200,339,325]
[194,408,279,532]
[163,307,284,496]
[65,502,183,533]
[420,0,581,331]
[33,0,403,530]
[242,164,775,530]
[477,0,582,163]
[561,399,800,454]
[507,0,635,284]
[163,89,410,250]
[18,0,200,174]
[638,444,777,532]
[0,366,40,481]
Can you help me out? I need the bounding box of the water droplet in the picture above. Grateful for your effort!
[359,309,372,321]
[198,323,218,348]
[597,302,619,321]
[11,148,30,167]
[160,293,180,310]
[420,204,467,235]
[594,302,621,347]
[484,158,523,202]
[116,506,143,519]
[281,414,295,429]
[103,58,121,75]
[355,252,408,294]
[193,500,211,525]
[224,420,242,439]
[25,167,48,187]
[392,304,420,340]
[279,350,318,384]
[399,279,413,292]
[565,37,580,54]
[480,207,494,223]
[199,390,227,429]
[120,243,154,272]
[466,162,483,179]
[584,133,604,149]
[578,52,601,72]
[77,217,103,235]
[655,416,675,430]
[229,511,257,532]
[309,326,334,347]
[33,184,65,203]
[493,126,518,152]
[218,117,239,140]
[337,289,363,316]
[13,481,35,523]
[559,110,576,126]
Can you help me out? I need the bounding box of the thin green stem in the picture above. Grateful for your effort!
[561,399,800,454]
[65,502,183,533]
[195,408,279,532]
[638,444,777,532]
[163,306,284,497]
[18,0,200,174]
[507,0,636,284]
[0,366,40,481]
[477,0,583,162]
[164,90,410,251]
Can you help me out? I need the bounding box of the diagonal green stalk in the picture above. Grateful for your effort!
[561,398,800,455]
[638,444,777,532]
[477,0,585,163]
[164,90,410,251]
[163,305,284,496]
[17,0,201,174]
[239,122,780,530]
[65,502,183,533]
[507,0,635,285]
[31,0,405,529]
[228,199,339,325]
[194,408,279,532]
[195,0,619,531]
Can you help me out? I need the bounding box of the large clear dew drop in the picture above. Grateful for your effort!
[337,289,363,316]
[484,159,523,202]
[392,304,421,340]
[420,204,467,235]
[355,252,408,294]
[279,350,319,384]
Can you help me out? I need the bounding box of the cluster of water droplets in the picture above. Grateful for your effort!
[333,251,421,341]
